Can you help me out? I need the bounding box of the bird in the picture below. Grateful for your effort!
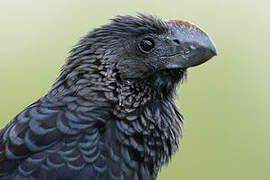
[0,14,216,180]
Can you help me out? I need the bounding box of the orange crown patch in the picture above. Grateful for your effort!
[168,20,200,29]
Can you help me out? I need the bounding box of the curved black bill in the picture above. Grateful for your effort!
[165,21,217,69]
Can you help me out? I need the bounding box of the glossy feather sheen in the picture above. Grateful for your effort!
[0,14,191,180]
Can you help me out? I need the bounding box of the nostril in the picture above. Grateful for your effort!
[173,39,180,45]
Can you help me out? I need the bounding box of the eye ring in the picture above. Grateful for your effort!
[138,38,155,53]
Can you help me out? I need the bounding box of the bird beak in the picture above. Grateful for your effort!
[165,20,217,69]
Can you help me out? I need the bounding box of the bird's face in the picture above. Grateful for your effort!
[108,15,216,82]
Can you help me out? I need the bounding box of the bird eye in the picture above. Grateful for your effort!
[139,38,155,52]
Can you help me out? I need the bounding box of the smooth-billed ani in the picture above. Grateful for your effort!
[0,14,216,180]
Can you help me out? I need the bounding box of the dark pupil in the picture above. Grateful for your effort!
[140,39,154,52]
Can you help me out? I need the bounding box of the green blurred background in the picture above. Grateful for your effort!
[0,0,269,179]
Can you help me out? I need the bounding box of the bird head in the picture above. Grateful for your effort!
[88,14,216,81]
[62,14,216,100]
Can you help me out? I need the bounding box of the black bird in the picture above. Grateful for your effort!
[0,14,216,180]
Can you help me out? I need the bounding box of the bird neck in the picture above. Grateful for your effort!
[48,50,183,177]
[112,79,183,172]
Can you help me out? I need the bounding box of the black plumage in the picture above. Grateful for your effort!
[0,14,216,180]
